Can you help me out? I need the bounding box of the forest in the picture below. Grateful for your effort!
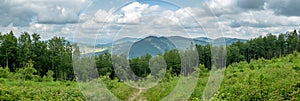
[1,30,300,80]
[0,30,300,100]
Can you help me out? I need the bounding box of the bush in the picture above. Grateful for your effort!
[15,61,37,80]
[0,67,10,78]
[292,65,300,71]
[33,75,43,82]
[43,70,54,82]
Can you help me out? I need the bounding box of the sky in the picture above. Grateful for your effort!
[1,0,300,44]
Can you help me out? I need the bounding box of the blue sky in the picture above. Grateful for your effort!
[1,0,300,44]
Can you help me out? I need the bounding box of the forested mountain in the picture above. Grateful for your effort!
[128,36,176,58]
[94,36,247,58]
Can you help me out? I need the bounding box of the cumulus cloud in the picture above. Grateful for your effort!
[1,0,300,44]
[94,8,116,23]
[206,0,241,16]
[228,10,300,28]
[201,0,300,39]
[116,2,161,24]
[0,0,37,27]
[266,0,300,16]
[117,2,149,23]
[236,0,265,10]
[0,0,89,27]
[206,0,300,17]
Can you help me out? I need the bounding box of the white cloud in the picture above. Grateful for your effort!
[117,2,150,23]
[207,0,241,16]
[116,2,162,24]
[0,0,89,26]
[94,8,116,23]
[1,0,300,44]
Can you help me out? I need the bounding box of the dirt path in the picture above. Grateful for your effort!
[128,88,147,101]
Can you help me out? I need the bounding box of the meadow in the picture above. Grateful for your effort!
[1,52,300,100]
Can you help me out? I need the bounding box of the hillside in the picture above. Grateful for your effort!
[141,52,300,100]
[128,36,176,58]
[1,52,299,100]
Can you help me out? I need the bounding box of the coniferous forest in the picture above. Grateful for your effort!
[0,30,300,100]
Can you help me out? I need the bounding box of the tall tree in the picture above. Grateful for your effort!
[0,31,18,71]
[17,32,32,67]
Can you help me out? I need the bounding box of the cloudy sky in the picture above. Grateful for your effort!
[1,0,300,44]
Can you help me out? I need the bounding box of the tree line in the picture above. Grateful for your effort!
[1,30,300,81]
[226,30,300,64]
[96,30,300,79]
[0,31,73,80]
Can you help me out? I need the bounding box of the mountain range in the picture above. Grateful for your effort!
[92,36,247,58]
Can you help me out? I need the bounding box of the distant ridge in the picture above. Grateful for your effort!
[90,36,248,58]
[128,36,176,58]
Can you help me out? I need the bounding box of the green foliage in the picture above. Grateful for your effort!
[1,30,300,100]
[0,67,10,78]
[0,75,135,100]
[15,61,37,80]
[120,52,300,100]
[0,79,84,100]
[0,31,74,80]
[43,70,54,82]
[211,53,300,100]
[1,30,300,81]
[0,52,299,100]
[129,54,152,78]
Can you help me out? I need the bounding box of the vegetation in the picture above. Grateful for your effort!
[1,52,300,100]
[96,30,300,79]
[204,52,299,100]
[0,31,73,81]
[1,30,300,80]
[136,52,300,100]
[0,66,135,100]
[0,79,83,100]
[1,30,300,100]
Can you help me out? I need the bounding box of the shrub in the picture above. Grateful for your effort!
[15,61,37,80]
[33,75,43,82]
[249,63,255,70]
[43,70,54,82]
[0,66,10,78]
[292,65,300,71]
